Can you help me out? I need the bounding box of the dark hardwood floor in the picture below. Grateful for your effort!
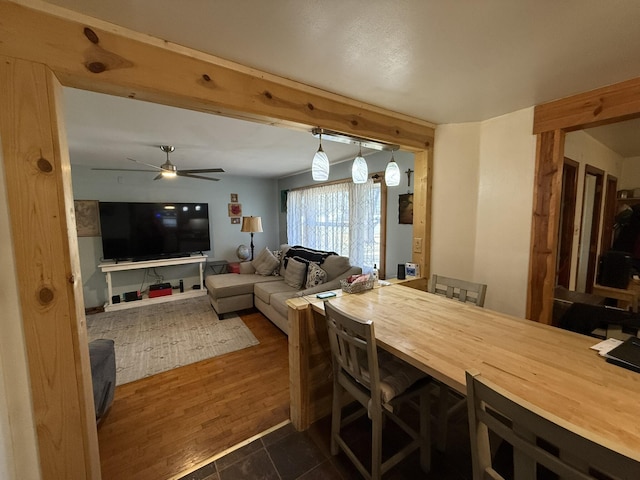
[96,308,290,480]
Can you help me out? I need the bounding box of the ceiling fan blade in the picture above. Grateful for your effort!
[91,167,157,172]
[177,172,220,181]
[127,157,163,170]
[178,168,225,174]
[153,173,164,181]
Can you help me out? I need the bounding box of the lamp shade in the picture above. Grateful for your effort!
[241,216,263,233]
[312,147,330,181]
[352,154,368,184]
[384,155,401,186]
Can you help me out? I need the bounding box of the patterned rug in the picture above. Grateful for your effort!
[86,296,259,385]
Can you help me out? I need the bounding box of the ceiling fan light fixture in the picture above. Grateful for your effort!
[384,152,401,186]
[352,144,368,184]
[160,162,178,178]
[311,133,330,181]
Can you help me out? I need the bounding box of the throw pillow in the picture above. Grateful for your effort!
[251,247,280,276]
[305,262,328,289]
[284,257,307,289]
[271,249,283,276]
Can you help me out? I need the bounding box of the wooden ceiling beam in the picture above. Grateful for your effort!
[0,0,434,150]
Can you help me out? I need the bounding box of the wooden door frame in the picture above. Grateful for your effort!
[576,164,604,293]
[556,158,578,288]
[528,78,640,324]
[601,174,619,255]
[0,1,434,478]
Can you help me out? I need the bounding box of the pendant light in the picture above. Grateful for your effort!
[351,144,368,184]
[311,132,330,181]
[384,151,401,186]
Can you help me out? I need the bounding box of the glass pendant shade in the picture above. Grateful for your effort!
[312,136,330,181]
[352,146,368,184]
[384,155,401,186]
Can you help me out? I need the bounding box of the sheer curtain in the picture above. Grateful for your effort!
[287,179,380,271]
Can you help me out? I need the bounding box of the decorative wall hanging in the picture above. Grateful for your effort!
[231,217,240,224]
[74,200,101,237]
[398,193,413,224]
[230,193,238,202]
[228,203,242,217]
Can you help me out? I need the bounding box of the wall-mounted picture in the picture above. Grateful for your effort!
[74,200,101,237]
[231,217,240,224]
[228,203,242,217]
[230,193,238,202]
[398,193,413,224]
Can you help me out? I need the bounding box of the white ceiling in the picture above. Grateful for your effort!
[49,0,640,178]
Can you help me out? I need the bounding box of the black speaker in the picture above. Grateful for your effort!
[111,295,120,304]
[124,291,140,302]
[397,263,406,280]
[598,250,632,289]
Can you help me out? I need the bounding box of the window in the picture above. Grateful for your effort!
[287,178,382,273]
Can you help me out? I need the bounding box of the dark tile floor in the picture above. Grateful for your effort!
[178,402,474,480]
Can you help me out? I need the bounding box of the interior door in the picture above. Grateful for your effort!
[576,165,604,293]
[601,174,618,254]
[556,158,579,288]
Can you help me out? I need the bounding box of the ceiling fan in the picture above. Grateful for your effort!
[94,145,225,182]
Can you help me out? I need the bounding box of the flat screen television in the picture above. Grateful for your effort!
[98,201,210,261]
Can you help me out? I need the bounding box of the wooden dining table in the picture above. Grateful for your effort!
[286,283,640,463]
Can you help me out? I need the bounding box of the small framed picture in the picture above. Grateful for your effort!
[228,203,242,217]
[231,217,240,224]
[74,200,101,237]
[230,193,238,202]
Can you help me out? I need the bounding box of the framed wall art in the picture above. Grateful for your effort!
[228,203,242,217]
[398,193,413,224]
[74,200,101,237]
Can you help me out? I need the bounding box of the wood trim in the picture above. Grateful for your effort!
[412,149,431,280]
[0,1,434,475]
[556,158,578,288]
[527,130,565,323]
[0,1,434,150]
[578,165,604,294]
[601,175,618,254]
[533,76,640,134]
[529,76,640,323]
[0,55,100,478]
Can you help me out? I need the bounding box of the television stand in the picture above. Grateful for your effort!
[98,254,208,311]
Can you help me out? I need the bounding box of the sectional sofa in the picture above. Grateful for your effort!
[204,245,362,334]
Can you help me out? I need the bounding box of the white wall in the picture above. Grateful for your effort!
[71,166,279,307]
[433,108,536,317]
[277,150,414,278]
[565,131,623,289]
[620,155,640,190]
[431,122,480,282]
[0,139,42,479]
[473,108,536,316]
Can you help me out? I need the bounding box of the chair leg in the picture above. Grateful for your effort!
[419,389,431,472]
[436,384,449,452]
[330,380,342,456]
[371,407,383,480]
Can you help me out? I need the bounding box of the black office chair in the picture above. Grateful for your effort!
[557,302,640,339]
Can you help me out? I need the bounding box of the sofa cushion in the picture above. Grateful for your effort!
[305,262,328,289]
[271,291,302,318]
[284,257,307,289]
[252,247,280,276]
[254,281,298,305]
[205,273,281,300]
[322,255,352,280]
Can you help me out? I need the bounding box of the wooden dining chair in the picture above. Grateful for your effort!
[324,301,431,480]
[429,274,488,451]
[466,370,640,480]
[429,274,487,306]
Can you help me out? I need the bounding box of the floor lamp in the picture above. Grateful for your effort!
[241,216,263,260]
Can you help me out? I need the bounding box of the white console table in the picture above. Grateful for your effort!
[98,255,208,312]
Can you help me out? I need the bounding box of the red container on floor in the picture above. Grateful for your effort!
[228,262,240,273]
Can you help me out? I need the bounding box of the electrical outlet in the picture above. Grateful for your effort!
[413,237,422,253]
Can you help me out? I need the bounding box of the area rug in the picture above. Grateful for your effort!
[86,296,259,385]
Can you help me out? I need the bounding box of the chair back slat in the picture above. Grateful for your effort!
[466,370,640,480]
[325,302,379,391]
[430,274,487,307]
